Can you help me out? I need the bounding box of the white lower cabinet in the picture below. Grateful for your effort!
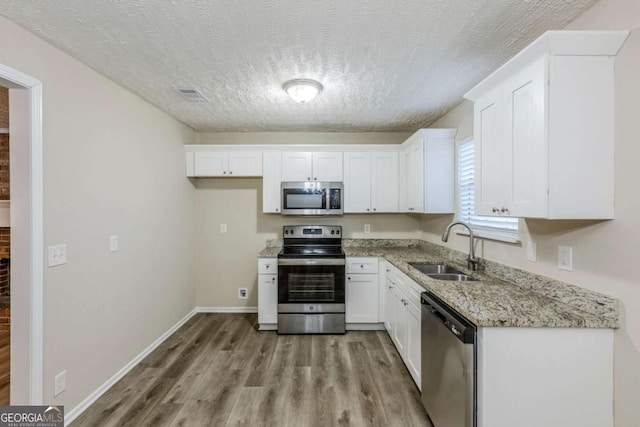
[346,257,379,324]
[382,262,422,389]
[257,258,277,330]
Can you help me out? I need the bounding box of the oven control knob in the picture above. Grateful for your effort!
[309,305,314,311]
[331,230,335,235]
[336,230,340,234]
[285,230,289,235]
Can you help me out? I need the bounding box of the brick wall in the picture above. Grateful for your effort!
[0,87,9,330]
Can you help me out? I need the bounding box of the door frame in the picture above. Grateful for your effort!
[0,62,43,404]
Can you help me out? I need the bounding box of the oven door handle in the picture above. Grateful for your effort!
[278,258,346,266]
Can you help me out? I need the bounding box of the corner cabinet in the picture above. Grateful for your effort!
[464,30,629,219]
[399,129,456,214]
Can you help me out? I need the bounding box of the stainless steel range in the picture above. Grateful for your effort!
[277,225,346,334]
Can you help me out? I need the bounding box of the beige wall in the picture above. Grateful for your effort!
[196,131,411,145]
[0,15,196,410]
[194,177,422,308]
[425,2,640,424]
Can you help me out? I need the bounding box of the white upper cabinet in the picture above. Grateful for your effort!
[399,129,456,214]
[189,150,262,177]
[465,31,629,219]
[282,151,343,182]
[262,151,282,213]
[344,151,399,213]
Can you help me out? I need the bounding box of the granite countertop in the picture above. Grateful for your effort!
[259,239,618,329]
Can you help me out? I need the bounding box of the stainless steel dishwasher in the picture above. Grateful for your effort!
[421,291,476,427]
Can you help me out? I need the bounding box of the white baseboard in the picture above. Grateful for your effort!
[195,306,258,313]
[65,308,198,425]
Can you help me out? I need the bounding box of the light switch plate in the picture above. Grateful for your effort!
[54,370,66,396]
[110,235,119,252]
[526,241,537,262]
[364,224,371,234]
[558,246,573,271]
[220,224,228,233]
[48,244,67,267]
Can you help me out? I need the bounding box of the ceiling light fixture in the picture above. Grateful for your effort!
[283,79,323,104]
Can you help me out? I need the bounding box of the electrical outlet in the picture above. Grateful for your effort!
[558,246,573,271]
[238,288,248,300]
[54,371,66,396]
[364,224,371,234]
[526,241,537,262]
[220,224,228,233]
[48,244,67,267]
[110,235,119,252]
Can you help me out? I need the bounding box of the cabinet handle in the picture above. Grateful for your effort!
[223,171,227,175]
[307,177,311,181]
[360,265,364,269]
[265,265,270,269]
[275,208,279,212]
[229,171,233,175]
[366,208,370,212]
[314,177,317,181]
[404,301,408,307]
[501,207,508,213]
[348,277,351,281]
[492,207,499,213]
[373,208,376,211]
[271,277,275,282]
[386,269,390,272]
[388,285,392,289]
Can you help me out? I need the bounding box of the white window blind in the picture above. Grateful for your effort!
[457,138,519,242]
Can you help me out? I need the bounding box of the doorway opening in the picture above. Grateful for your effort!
[0,62,43,405]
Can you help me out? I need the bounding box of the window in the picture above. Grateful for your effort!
[457,138,519,242]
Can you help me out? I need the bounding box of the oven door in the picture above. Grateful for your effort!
[277,259,345,305]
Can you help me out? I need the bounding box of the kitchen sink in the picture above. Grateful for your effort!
[426,273,478,282]
[409,263,464,275]
[408,263,478,282]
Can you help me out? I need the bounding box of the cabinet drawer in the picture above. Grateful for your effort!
[258,258,277,274]
[346,257,379,274]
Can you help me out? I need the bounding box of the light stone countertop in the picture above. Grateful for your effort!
[259,238,618,328]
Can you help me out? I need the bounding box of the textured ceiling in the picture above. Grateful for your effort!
[0,0,597,132]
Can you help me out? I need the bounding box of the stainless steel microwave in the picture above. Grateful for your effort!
[281,182,343,215]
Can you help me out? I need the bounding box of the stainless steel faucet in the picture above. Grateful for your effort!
[442,221,481,271]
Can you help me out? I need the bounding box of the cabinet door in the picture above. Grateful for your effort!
[344,152,371,212]
[505,57,547,218]
[392,287,408,356]
[474,86,505,216]
[258,274,278,324]
[371,152,399,212]
[194,152,228,177]
[281,152,313,181]
[406,301,422,389]
[403,143,423,213]
[312,152,343,181]
[383,277,394,333]
[346,274,379,323]
[228,151,262,176]
[262,152,282,213]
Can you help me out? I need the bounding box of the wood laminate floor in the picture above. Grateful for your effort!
[71,313,431,427]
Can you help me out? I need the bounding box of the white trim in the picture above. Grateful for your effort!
[195,306,258,313]
[0,128,8,134]
[65,308,198,425]
[346,323,386,331]
[258,324,277,331]
[0,62,44,405]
